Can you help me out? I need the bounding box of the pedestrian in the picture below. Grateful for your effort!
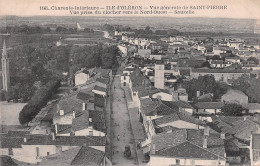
[117,134,120,141]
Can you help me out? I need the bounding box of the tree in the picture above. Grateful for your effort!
[220,103,245,116]
[212,55,222,60]
[214,82,230,99]
[231,74,250,94]
[246,78,260,103]
[247,57,259,65]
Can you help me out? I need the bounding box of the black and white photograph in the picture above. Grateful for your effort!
[0,0,260,165]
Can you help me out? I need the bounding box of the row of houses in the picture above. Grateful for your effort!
[0,67,112,165]
[121,66,260,165]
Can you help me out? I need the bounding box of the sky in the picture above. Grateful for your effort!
[0,0,260,19]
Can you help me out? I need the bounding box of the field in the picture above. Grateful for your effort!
[0,102,26,126]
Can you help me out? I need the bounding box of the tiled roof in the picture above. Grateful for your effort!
[153,113,180,125]
[76,91,93,101]
[152,129,187,151]
[193,102,224,109]
[153,129,225,159]
[72,112,89,132]
[124,68,136,71]
[179,68,191,76]
[40,146,105,166]
[0,134,102,148]
[93,85,106,92]
[192,68,250,73]
[90,110,106,133]
[155,102,178,116]
[0,131,30,148]
[162,100,193,109]
[71,146,105,165]
[40,147,81,166]
[58,94,85,115]
[211,116,260,141]
[3,131,30,137]
[0,136,24,148]
[129,69,151,89]
[96,77,109,85]
[211,60,224,64]
[0,156,18,166]
[57,124,72,134]
[153,112,204,126]
[156,141,224,160]
[178,59,205,68]
[245,103,260,110]
[23,135,105,146]
[94,94,106,108]
[222,89,248,98]
[140,98,157,116]
[93,68,111,78]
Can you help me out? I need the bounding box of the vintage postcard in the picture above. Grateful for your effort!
[0,0,260,165]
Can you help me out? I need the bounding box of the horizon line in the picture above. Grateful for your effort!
[1,15,260,20]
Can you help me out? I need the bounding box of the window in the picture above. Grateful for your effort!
[123,82,126,86]
[47,152,50,156]
[89,131,93,136]
[124,76,126,80]
[176,159,180,165]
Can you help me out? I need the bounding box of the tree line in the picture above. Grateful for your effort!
[19,79,60,126]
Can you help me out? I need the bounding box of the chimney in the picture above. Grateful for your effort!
[55,123,58,134]
[82,103,86,111]
[51,132,56,140]
[204,126,210,137]
[23,137,27,143]
[220,132,225,139]
[151,143,156,155]
[59,110,64,116]
[203,135,208,149]
[196,91,200,97]
[196,119,200,130]
[73,111,76,118]
[172,91,178,101]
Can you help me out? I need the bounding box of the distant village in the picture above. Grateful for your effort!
[1,23,260,166]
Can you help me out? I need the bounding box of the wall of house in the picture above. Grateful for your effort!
[120,75,130,87]
[154,64,165,89]
[191,72,249,83]
[117,45,128,57]
[53,113,74,125]
[221,93,248,105]
[92,90,106,96]
[179,95,188,102]
[151,92,172,101]
[75,73,89,86]
[10,145,57,164]
[149,156,226,166]
[89,146,106,152]
[158,120,204,129]
[57,128,106,137]
[196,108,221,114]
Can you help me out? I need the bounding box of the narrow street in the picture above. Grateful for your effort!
[111,74,138,165]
